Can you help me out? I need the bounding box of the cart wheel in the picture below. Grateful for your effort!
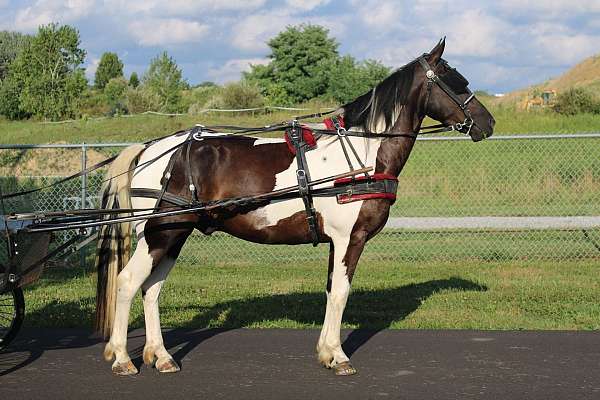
[0,287,25,351]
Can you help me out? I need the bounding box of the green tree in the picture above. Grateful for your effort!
[0,31,31,82]
[104,76,128,115]
[128,71,139,88]
[0,75,28,119]
[319,56,390,103]
[94,52,123,89]
[8,23,87,120]
[244,24,339,104]
[143,51,186,112]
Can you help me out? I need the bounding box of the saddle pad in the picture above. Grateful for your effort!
[284,127,317,155]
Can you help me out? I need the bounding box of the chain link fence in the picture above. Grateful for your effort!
[1,134,599,267]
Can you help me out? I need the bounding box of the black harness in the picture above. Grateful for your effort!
[287,120,320,245]
[417,56,475,136]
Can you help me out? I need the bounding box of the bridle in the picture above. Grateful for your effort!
[417,56,475,136]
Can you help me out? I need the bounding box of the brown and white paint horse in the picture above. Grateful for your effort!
[95,40,495,376]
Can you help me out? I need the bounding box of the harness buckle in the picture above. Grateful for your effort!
[333,119,346,137]
[296,169,309,195]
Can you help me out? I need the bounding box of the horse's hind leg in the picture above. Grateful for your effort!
[140,224,191,373]
[104,238,154,375]
[141,257,179,373]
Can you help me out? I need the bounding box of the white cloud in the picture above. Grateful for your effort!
[535,33,600,66]
[104,0,266,16]
[360,0,402,28]
[85,55,100,80]
[497,0,600,16]
[285,0,330,11]
[230,12,291,52]
[207,57,269,83]
[14,0,95,31]
[128,18,209,46]
[441,9,512,57]
[230,8,349,52]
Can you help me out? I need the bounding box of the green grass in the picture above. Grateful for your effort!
[22,258,600,330]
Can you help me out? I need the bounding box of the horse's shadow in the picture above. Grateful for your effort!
[156,277,487,367]
[0,277,486,374]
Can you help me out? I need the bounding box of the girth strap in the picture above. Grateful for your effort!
[288,121,320,246]
[184,130,199,204]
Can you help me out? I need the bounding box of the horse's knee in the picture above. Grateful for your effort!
[142,281,162,304]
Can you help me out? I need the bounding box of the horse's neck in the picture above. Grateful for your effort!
[375,108,421,177]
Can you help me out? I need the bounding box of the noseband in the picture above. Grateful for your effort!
[418,56,475,136]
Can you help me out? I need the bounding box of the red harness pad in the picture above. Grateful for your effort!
[284,127,317,155]
[334,173,398,204]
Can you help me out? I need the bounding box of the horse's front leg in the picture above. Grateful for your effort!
[317,233,366,376]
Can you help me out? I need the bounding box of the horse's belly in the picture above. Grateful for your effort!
[219,208,316,245]
[219,196,364,245]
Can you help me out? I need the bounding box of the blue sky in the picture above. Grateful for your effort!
[1,0,599,93]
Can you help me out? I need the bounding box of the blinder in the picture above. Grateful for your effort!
[417,56,476,136]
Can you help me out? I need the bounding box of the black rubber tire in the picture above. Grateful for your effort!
[0,287,25,351]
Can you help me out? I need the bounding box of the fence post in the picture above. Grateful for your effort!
[80,142,87,269]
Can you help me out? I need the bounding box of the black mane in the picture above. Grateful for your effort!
[342,59,418,132]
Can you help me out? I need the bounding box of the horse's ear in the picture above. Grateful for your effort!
[426,37,445,65]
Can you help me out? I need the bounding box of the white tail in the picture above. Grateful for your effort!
[94,144,145,339]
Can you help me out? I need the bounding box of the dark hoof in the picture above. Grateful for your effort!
[333,361,357,376]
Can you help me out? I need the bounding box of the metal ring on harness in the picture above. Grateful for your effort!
[333,119,347,137]
[192,126,204,141]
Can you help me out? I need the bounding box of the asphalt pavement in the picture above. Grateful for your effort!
[1,328,599,399]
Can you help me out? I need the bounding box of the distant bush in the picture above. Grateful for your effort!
[104,77,128,115]
[552,88,600,115]
[220,82,264,110]
[199,93,225,111]
[182,85,222,113]
[125,86,161,114]
[79,89,110,117]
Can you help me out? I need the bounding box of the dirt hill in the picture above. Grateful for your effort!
[498,53,600,104]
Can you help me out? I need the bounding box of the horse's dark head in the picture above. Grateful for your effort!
[418,39,495,141]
